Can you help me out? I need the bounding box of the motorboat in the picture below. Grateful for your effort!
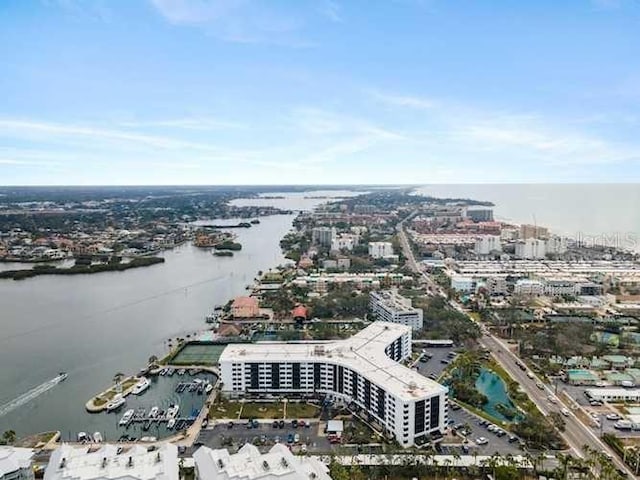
[193,378,204,384]
[167,418,176,429]
[93,432,103,443]
[77,432,89,443]
[177,369,186,376]
[106,395,126,412]
[148,406,160,418]
[58,372,68,381]
[132,378,151,395]
[166,368,175,376]
[205,383,213,394]
[119,409,135,426]
[166,404,179,419]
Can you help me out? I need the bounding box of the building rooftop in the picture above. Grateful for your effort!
[219,322,447,401]
[193,444,331,480]
[0,447,33,478]
[44,444,178,480]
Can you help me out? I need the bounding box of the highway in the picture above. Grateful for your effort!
[396,214,635,477]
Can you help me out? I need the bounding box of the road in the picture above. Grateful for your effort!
[396,215,635,478]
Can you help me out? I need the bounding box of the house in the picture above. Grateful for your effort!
[231,297,260,319]
[0,447,34,480]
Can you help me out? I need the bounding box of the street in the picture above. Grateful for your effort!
[396,215,636,477]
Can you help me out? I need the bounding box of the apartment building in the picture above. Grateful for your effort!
[219,322,449,448]
[369,290,424,331]
[0,448,34,480]
[368,241,394,259]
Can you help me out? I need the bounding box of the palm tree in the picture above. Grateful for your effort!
[2,430,16,445]
[113,372,125,393]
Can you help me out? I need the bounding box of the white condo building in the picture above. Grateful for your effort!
[44,444,178,480]
[219,322,449,447]
[474,235,502,256]
[368,241,394,259]
[0,448,34,480]
[369,290,424,331]
[515,238,547,260]
[311,227,336,247]
[194,444,331,480]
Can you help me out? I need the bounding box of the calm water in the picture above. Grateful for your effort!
[0,191,364,438]
[475,369,519,423]
[417,184,640,251]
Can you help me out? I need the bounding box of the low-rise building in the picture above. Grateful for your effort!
[450,275,475,293]
[44,444,178,480]
[514,279,545,296]
[231,297,260,319]
[369,290,424,331]
[194,443,331,480]
[0,447,34,480]
[585,388,640,403]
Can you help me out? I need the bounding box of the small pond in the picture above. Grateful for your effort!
[475,368,522,423]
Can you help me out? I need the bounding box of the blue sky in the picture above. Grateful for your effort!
[1,0,639,185]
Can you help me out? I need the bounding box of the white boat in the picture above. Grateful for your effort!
[139,436,157,442]
[205,383,213,394]
[166,418,176,429]
[119,409,135,426]
[166,404,179,419]
[93,432,103,443]
[148,406,159,418]
[77,432,89,443]
[177,369,186,375]
[132,378,151,395]
[106,395,126,412]
[58,372,68,381]
[193,378,204,384]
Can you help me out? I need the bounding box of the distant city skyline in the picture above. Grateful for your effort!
[1,0,640,185]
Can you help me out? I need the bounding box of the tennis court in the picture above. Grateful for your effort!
[170,342,227,365]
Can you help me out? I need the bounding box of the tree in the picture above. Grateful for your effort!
[1,430,16,445]
[113,372,125,393]
[148,355,159,367]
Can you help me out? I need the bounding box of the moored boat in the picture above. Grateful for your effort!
[119,409,135,426]
[131,377,151,395]
[106,394,126,412]
[93,432,103,443]
[148,406,159,418]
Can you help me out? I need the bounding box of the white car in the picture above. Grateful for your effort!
[561,408,570,417]
[527,371,535,379]
[547,395,557,404]
[487,424,496,432]
[476,437,489,445]
[606,413,621,421]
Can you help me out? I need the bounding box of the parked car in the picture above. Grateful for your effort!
[294,433,300,443]
[272,420,279,428]
[227,421,234,429]
[606,413,621,421]
[476,437,489,445]
[292,419,298,428]
[278,420,285,428]
[298,420,306,428]
[300,444,307,453]
[287,433,294,443]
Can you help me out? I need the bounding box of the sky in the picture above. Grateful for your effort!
[1,0,640,185]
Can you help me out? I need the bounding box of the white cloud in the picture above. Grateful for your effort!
[368,90,436,110]
[119,117,245,130]
[319,0,343,23]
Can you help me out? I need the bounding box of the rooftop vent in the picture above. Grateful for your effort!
[59,458,66,469]
[127,457,133,468]
[262,461,270,471]
[281,458,289,468]
[101,457,107,469]
[310,473,317,479]
[217,459,224,469]
[408,381,417,391]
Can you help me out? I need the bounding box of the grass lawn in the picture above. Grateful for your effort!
[285,402,320,419]
[94,378,138,406]
[240,402,283,419]
[208,398,243,420]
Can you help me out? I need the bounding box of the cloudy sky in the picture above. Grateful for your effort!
[1,0,640,185]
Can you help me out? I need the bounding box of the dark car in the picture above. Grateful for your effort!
[292,419,299,428]
[450,403,461,410]
[227,421,234,429]
[272,420,279,428]
[278,420,285,428]
[419,356,429,363]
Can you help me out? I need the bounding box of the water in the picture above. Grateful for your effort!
[416,184,640,251]
[0,191,356,438]
[475,368,519,423]
[0,214,292,437]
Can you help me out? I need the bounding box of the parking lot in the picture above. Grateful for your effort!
[447,404,525,456]
[413,345,457,380]
[560,382,640,437]
[196,420,331,453]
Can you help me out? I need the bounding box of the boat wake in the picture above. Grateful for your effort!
[0,373,67,418]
